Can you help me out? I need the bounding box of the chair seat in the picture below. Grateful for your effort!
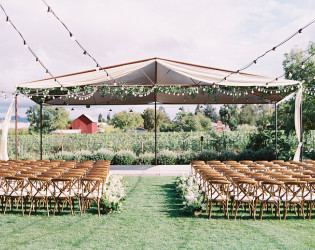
[235,195,254,202]
[281,196,302,203]
[304,195,315,201]
[82,192,100,199]
[208,194,228,202]
[259,196,280,202]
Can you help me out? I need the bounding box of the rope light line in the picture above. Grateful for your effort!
[216,18,315,85]
[0,3,63,88]
[41,0,117,86]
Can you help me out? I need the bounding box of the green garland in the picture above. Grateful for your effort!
[16,83,301,104]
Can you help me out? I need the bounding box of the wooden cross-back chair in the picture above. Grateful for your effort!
[4,176,27,216]
[51,178,75,216]
[256,180,283,220]
[303,179,315,220]
[281,180,306,220]
[28,177,51,216]
[207,180,231,220]
[232,180,257,220]
[80,177,103,216]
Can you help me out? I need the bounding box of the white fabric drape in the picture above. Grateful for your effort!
[0,96,15,160]
[17,58,300,89]
[157,59,300,87]
[293,87,303,161]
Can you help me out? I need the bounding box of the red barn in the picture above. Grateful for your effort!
[68,114,98,134]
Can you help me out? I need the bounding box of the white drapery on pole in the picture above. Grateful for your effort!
[0,95,15,160]
[293,86,303,161]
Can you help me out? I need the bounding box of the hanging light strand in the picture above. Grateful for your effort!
[42,0,116,85]
[0,3,63,87]
[215,18,315,85]
[266,53,315,86]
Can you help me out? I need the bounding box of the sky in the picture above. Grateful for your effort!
[0,0,314,120]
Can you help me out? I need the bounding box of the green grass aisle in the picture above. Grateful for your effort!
[0,177,314,249]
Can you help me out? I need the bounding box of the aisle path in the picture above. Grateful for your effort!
[110,164,190,176]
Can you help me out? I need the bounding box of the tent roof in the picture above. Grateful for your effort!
[17,57,300,105]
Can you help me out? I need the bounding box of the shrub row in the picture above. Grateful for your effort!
[50,148,276,165]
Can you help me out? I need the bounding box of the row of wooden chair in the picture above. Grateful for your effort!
[191,160,315,220]
[0,160,111,216]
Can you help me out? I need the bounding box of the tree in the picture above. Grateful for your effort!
[195,104,202,115]
[203,105,218,122]
[107,113,111,121]
[98,113,105,122]
[111,111,143,131]
[238,105,259,125]
[159,106,171,123]
[142,108,165,132]
[278,42,315,133]
[219,104,239,131]
[26,105,70,134]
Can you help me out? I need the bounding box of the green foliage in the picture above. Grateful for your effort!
[255,149,276,161]
[112,111,144,131]
[157,150,177,165]
[198,150,218,161]
[246,131,275,151]
[219,104,239,131]
[219,150,237,161]
[26,105,70,134]
[173,112,212,132]
[92,148,114,161]
[176,151,196,164]
[112,150,137,165]
[136,152,155,165]
[142,108,165,132]
[237,149,256,161]
[203,104,218,122]
[98,114,105,122]
[279,42,315,133]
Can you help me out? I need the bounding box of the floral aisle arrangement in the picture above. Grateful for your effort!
[175,175,206,215]
[100,175,127,214]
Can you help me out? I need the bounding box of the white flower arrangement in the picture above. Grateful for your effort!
[100,175,127,214]
[175,174,205,214]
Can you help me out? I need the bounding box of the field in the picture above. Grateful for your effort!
[7,131,315,160]
[0,176,314,249]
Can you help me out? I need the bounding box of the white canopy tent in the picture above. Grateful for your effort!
[1,58,303,162]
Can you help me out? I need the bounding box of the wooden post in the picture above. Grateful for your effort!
[154,59,158,165]
[274,102,278,160]
[15,94,18,160]
[40,104,43,160]
[300,95,303,162]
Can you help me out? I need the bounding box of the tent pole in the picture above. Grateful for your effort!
[154,59,158,165]
[274,102,278,160]
[40,104,43,160]
[15,94,18,160]
[300,94,303,162]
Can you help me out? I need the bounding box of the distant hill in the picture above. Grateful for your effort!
[0,115,29,123]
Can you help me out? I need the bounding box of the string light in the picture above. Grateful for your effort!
[41,0,116,85]
[0,3,63,87]
[214,18,315,84]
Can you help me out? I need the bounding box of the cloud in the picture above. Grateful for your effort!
[0,0,314,116]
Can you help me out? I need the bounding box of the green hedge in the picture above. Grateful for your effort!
[49,148,278,164]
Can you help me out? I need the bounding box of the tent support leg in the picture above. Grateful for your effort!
[300,96,303,162]
[274,102,278,160]
[40,104,43,160]
[154,94,157,165]
[154,58,158,166]
[15,94,18,160]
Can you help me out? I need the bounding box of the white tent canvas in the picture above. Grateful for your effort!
[1,58,302,161]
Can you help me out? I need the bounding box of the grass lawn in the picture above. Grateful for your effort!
[0,176,315,249]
